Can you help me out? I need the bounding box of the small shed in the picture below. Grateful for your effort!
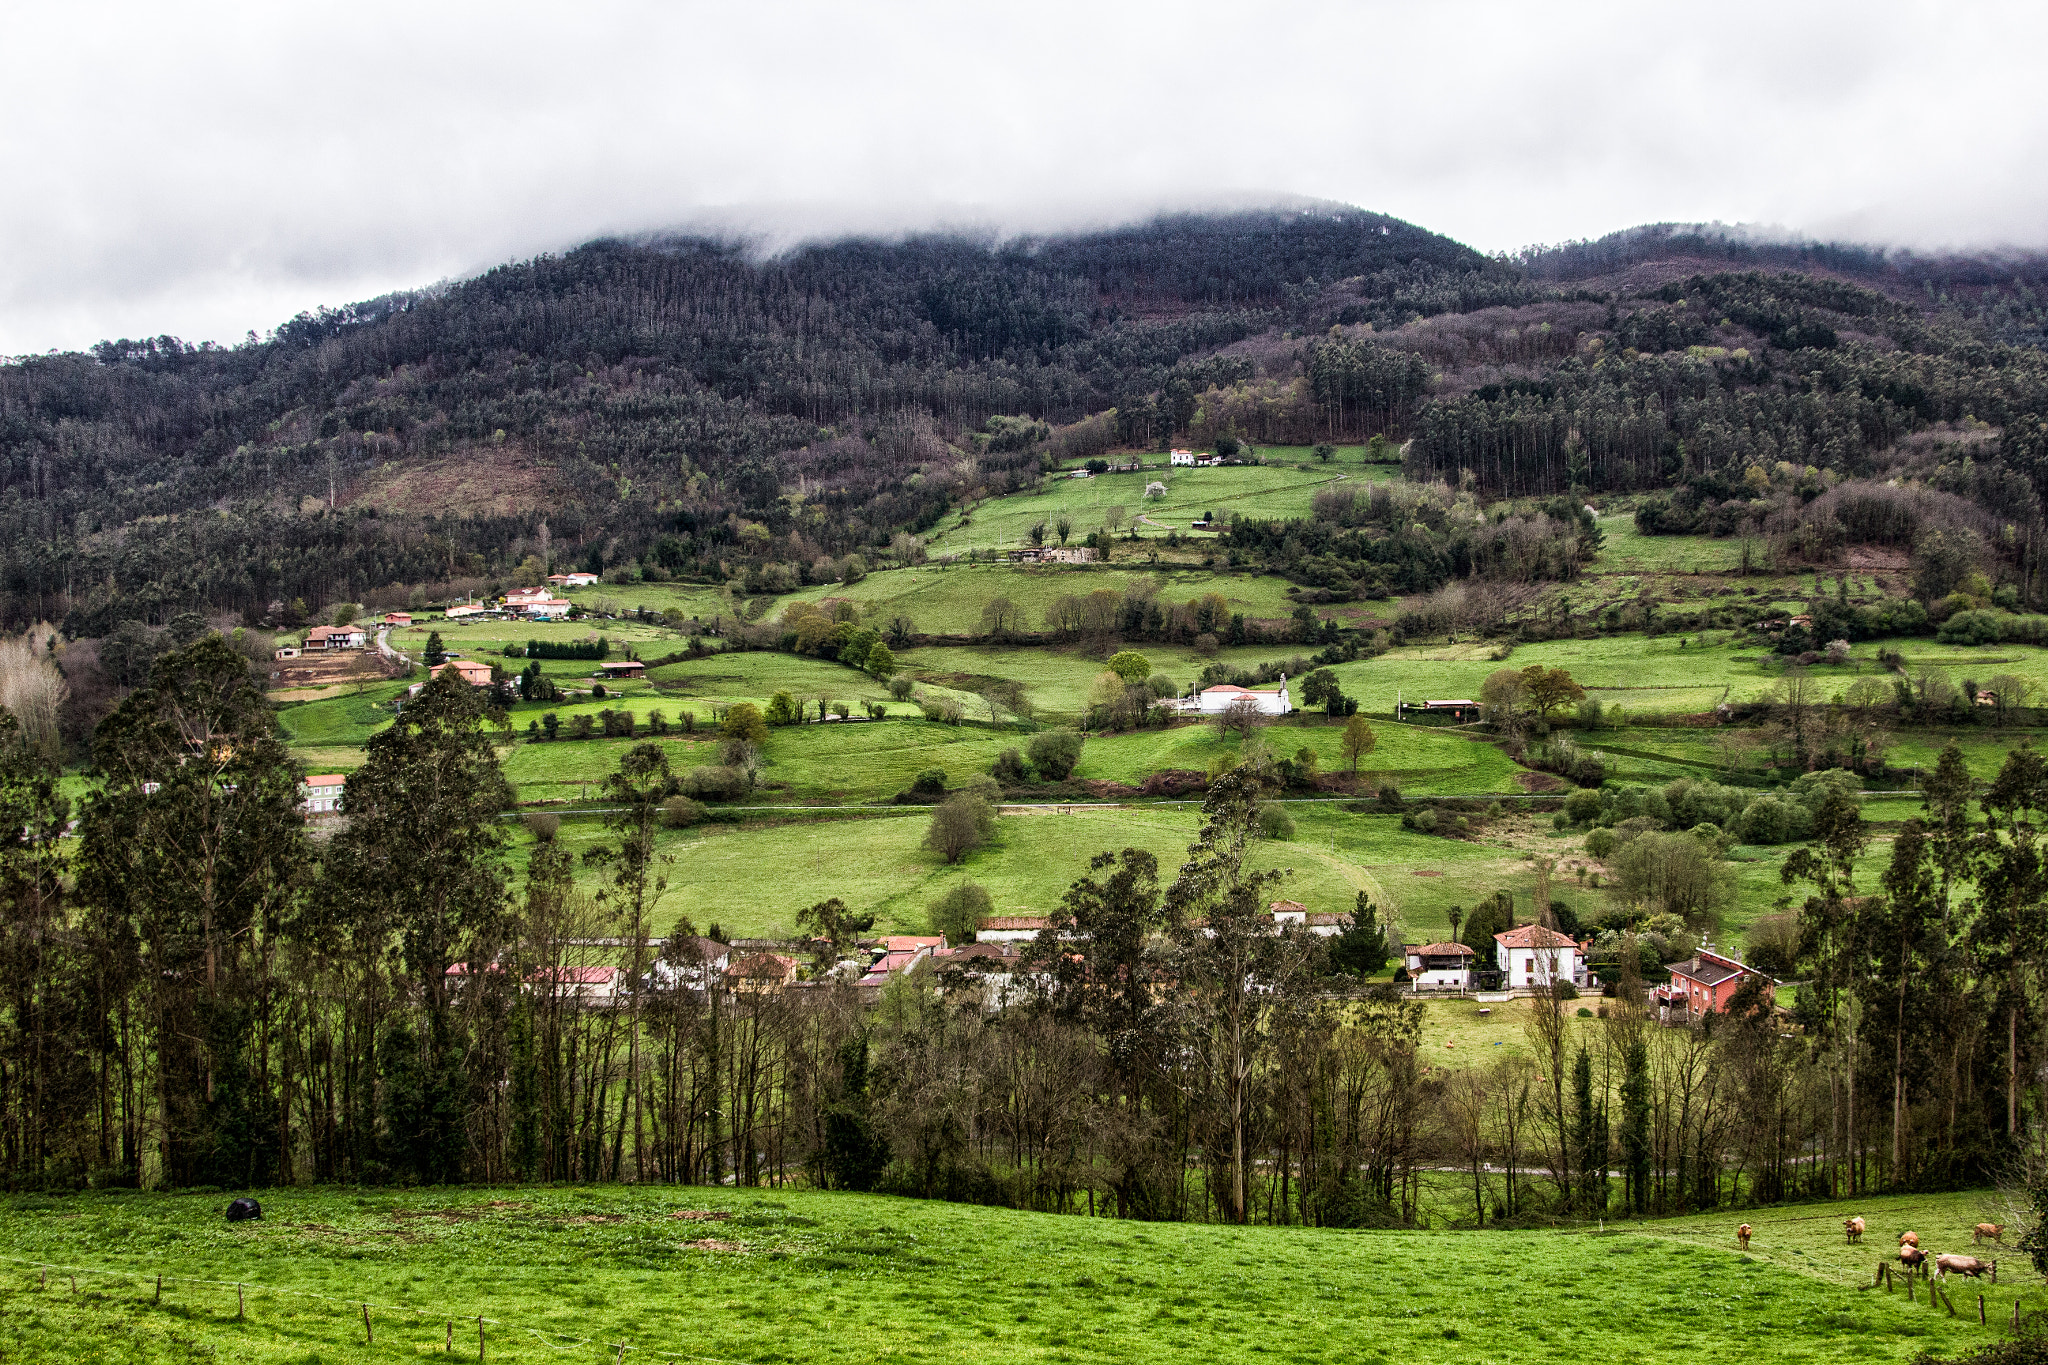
[598,659,646,679]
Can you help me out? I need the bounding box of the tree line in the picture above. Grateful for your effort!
[2,635,2042,1219]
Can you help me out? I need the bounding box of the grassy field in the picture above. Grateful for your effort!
[0,1185,2033,1365]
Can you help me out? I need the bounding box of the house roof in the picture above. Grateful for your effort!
[307,624,361,640]
[598,660,645,671]
[1667,954,1746,988]
[303,774,346,789]
[533,965,617,985]
[1307,912,1351,926]
[980,916,1048,931]
[938,943,1021,963]
[1495,924,1578,950]
[1411,941,1475,956]
[724,953,796,979]
[1422,699,1476,707]
[1268,900,1308,916]
[882,935,944,952]
[1202,684,1282,696]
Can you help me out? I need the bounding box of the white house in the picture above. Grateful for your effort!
[1187,679,1290,716]
[523,598,573,619]
[445,601,487,618]
[300,773,346,814]
[1493,924,1588,989]
[1404,941,1477,987]
[501,587,552,607]
[976,915,1049,944]
[1170,449,1196,466]
[1268,900,1352,937]
[548,572,600,588]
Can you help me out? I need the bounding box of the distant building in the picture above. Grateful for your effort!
[1493,924,1587,989]
[1397,698,1478,722]
[1164,679,1291,717]
[383,612,413,626]
[306,625,367,650]
[446,602,487,618]
[725,953,800,993]
[300,773,346,814]
[597,659,646,679]
[1658,943,1772,1023]
[531,965,620,1003]
[274,646,301,660]
[1404,941,1477,987]
[523,598,573,619]
[548,572,600,588]
[1170,449,1195,466]
[441,660,495,688]
[977,916,1049,944]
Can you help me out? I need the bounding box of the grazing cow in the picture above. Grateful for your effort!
[1898,1231,1919,1248]
[1737,1223,1752,1251]
[1844,1216,1866,1244]
[1898,1246,1928,1274]
[1934,1253,1996,1282]
[1973,1223,2005,1245]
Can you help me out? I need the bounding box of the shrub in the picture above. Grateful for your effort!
[888,675,915,701]
[765,691,800,726]
[911,767,948,796]
[722,702,768,744]
[523,813,560,841]
[1412,808,1439,834]
[1563,789,1602,825]
[991,748,1029,783]
[681,765,748,800]
[928,881,993,943]
[591,682,607,699]
[1585,827,1616,859]
[660,795,709,828]
[1028,727,1086,781]
[1257,803,1296,840]
[924,792,997,864]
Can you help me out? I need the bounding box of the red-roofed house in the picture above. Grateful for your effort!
[531,965,620,1003]
[860,950,923,986]
[1493,923,1587,988]
[1658,944,1772,1023]
[725,953,799,993]
[307,624,367,650]
[882,935,945,954]
[300,773,346,814]
[1190,680,1291,715]
[1404,941,1477,987]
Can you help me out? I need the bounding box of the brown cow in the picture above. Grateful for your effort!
[1898,1231,1919,1248]
[1935,1253,1996,1282]
[1844,1216,1866,1244]
[1973,1223,2005,1245]
[1898,1246,1928,1274]
[1737,1223,1752,1251]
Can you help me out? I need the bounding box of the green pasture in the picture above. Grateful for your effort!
[1593,515,1754,573]
[0,1186,2029,1365]
[768,562,1306,636]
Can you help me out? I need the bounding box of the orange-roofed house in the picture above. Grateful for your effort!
[300,773,346,814]
[725,953,799,993]
[1493,923,1587,989]
[1404,941,1477,987]
[976,916,1049,944]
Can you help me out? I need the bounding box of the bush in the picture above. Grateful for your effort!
[1411,808,1438,834]
[911,767,948,796]
[722,702,768,744]
[991,748,1029,783]
[1585,827,1616,859]
[1257,803,1296,840]
[660,795,709,828]
[924,792,996,864]
[928,881,993,943]
[523,813,560,842]
[1028,728,1085,781]
[681,765,749,801]
[1563,789,1602,825]
[888,676,915,701]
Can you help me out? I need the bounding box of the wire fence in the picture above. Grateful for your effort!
[0,1252,761,1363]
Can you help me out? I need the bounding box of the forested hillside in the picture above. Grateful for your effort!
[8,206,2048,639]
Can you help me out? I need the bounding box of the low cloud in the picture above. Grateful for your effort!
[5,0,2046,353]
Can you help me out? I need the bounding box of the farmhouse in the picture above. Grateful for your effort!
[1170,449,1195,466]
[445,602,487,618]
[726,953,800,993]
[523,598,574,619]
[597,659,646,679]
[1404,941,1477,987]
[1170,679,1291,716]
[300,773,345,814]
[976,915,1049,943]
[531,965,620,1003]
[501,587,551,606]
[1657,943,1772,1023]
[1493,923,1588,988]
[1266,901,1351,936]
[548,572,601,588]
[306,624,366,650]
[383,612,413,626]
[1397,697,1478,722]
[1006,546,1097,565]
[440,659,495,687]
[274,646,301,660]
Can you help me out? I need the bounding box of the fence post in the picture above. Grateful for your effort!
[479,1316,486,1361]
[155,1273,162,1304]
[70,1274,77,1294]
[1979,1294,1986,1325]
[363,1303,373,1344]
[237,1284,244,1320]
[447,1319,454,1352]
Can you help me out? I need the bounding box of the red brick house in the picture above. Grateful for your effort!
[1658,944,1772,1022]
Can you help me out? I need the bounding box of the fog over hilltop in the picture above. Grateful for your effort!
[5,0,2048,353]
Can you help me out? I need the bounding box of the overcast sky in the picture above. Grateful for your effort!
[4,0,2045,354]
